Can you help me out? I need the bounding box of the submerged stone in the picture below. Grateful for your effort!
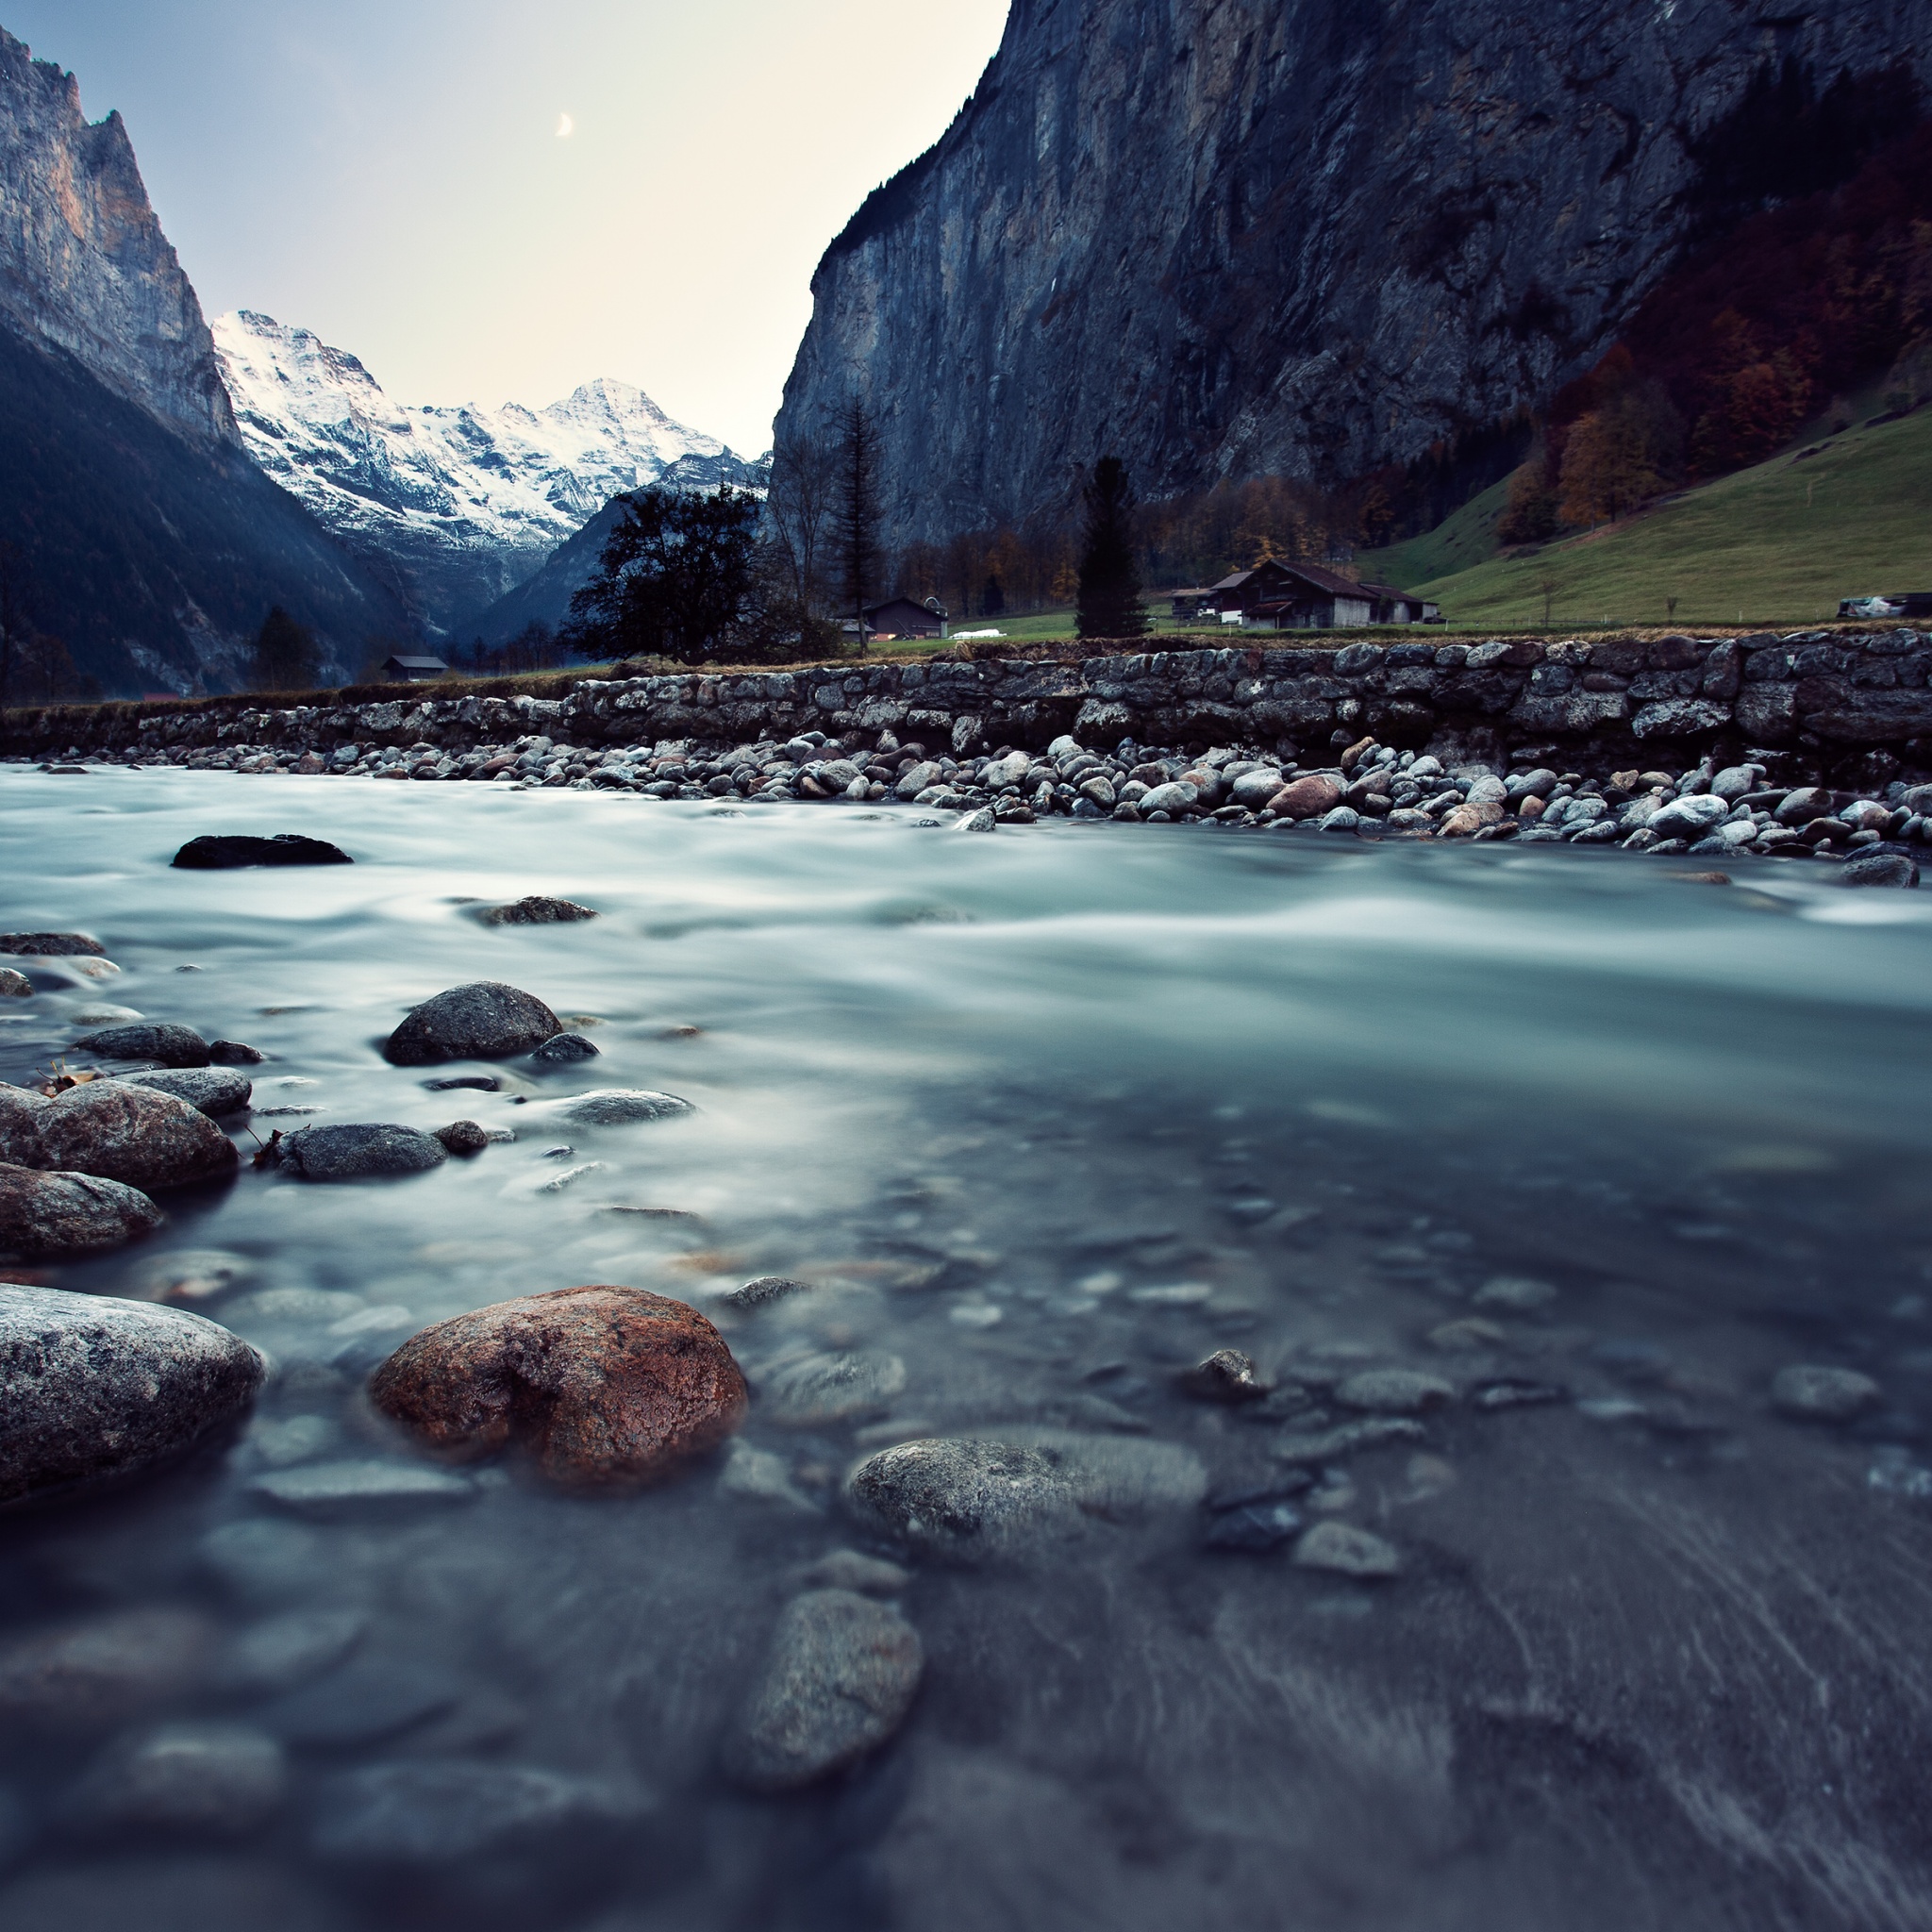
[172,834,353,869]
[70,1023,210,1068]
[275,1124,447,1181]
[0,1163,163,1257]
[728,1589,924,1790]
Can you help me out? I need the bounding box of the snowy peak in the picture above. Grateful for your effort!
[211,309,762,632]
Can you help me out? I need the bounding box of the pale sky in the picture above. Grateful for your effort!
[6,0,1011,454]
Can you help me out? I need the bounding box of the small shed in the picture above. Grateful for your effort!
[1357,581,1443,625]
[861,597,948,641]
[382,656,449,682]
[1169,586,1215,621]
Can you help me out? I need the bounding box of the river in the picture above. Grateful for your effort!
[2,767,1930,1932]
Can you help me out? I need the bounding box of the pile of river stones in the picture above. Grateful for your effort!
[41,727,1927,882]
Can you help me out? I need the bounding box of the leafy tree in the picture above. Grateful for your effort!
[1557,378,1681,527]
[832,398,881,634]
[1074,455,1148,640]
[250,606,321,691]
[1496,442,1563,545]
[564,486,761,663]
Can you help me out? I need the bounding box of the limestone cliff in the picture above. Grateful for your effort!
[777,0,1932,548]
[0,25,234,449]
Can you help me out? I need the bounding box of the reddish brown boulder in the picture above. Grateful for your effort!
[1273,774,1344,820]
[370,1286,747,1488]
[35,1082,238,1191]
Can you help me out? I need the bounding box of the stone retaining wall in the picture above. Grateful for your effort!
[9,631,1932,784]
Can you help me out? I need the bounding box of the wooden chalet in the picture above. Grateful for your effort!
[1207,560,1440,629]
[862,597,948,640]
[381,655,449,682]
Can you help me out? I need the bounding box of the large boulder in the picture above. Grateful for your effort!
[1273,774,1345,821]
[0,1163,164,1257]
[275,1124,447,1181]
[0,1082,45,1163]
[727,1590,924,1790]
[34,1082,238,1191]
[72,1023,211,1068]
[382,982,561,1065]
[172,834,353,869]
[0,1286,264,1505]
[370,1286,747,1488]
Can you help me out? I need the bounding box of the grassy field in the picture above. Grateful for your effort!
[1375,405,1932,628]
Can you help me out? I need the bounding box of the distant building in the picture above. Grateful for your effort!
[1208,560,1439,629]
[861,597,948,640]
[381,655,449,682]
[1169,586,1216,621]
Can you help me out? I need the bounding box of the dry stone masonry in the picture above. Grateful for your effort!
[8,633,1932,875]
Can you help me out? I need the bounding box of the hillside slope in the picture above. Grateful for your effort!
[776,0,1930,551]
[1407,407,1932,627]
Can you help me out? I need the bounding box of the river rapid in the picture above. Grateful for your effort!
[3,767,1932,1932]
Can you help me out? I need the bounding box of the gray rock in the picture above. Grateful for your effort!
[1711,764,1757,802]
[0,1287,262,1505]
[70,1023,209,1068]
[0,1608,213,1733]
[800,1550,913,1594]
[217,1610,367,1695]
[1774,786,1834,827]
[0,967,31,996]
[895,761,942,798]
[1464,774,1507,806]
[34,1082,238,1191]
[262,1657,462,1749]
[63,1724,286,1836]
[208,1041,266,1065]
[115,1068,251,1117]
[1333,1368,1455,1414]
[1178,1348,1271,1403]
[1138,780,1198,815]
[1318,806,1361,833]
[762,1349,908,1424]
[275,1124,447,1181]
[956,806,997,832]
[382,981,561,1065]
[1228,767,1287,808]
[247,1459,476,1515]
[718,1440,820,1513]
[545,1089,694,1126]
[728,1590,924,1790]
[1274,1417,1426,1465]
[1841,850,1919,888]
[312,1759,647,1868]
[1292,1522,1402,1577]
[0,1082,44,1164]
[1771,1364,1882,1423]
[1505,769,1558,803]
[478,896,597,924]
[433,1120,491,1155]
[529,1031,599,1061]
[844,1431,1204,1563]
[720,1275,813,1309]
[1646,794,1729,841]
[0,1163,164,1257]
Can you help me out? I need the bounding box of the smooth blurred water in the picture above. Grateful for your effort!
[3,769,1932,1932]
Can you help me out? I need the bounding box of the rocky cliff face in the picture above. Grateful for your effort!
[0,29,410,695]
[0,25,234,449]
[214,312,766,633]
[778,0,1931,548]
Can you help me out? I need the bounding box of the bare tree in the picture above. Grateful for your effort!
[768,426,837,616]
[0,541,23,714]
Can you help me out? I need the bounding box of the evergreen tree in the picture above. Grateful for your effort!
[564,487,762,663]
[1074,455,1148,640]
[981,573,1006,619]
[832,397,881,635]
[250,606,321,691]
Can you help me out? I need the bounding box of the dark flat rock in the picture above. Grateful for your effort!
[117,1068,252,1117]
[72,1023,211,1068]
[276,1124,447,1181]
[478,896,598,925]
[0,932,103,956]
[172,835,353,870]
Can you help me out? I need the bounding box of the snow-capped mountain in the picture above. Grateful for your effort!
[213,309,765,634]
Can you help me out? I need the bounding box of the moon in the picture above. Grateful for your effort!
[556,112,574,138]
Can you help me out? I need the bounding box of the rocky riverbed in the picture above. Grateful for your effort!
[1,766,1930,1931]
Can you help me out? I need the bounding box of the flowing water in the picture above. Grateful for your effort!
[3,768,1932,1932]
